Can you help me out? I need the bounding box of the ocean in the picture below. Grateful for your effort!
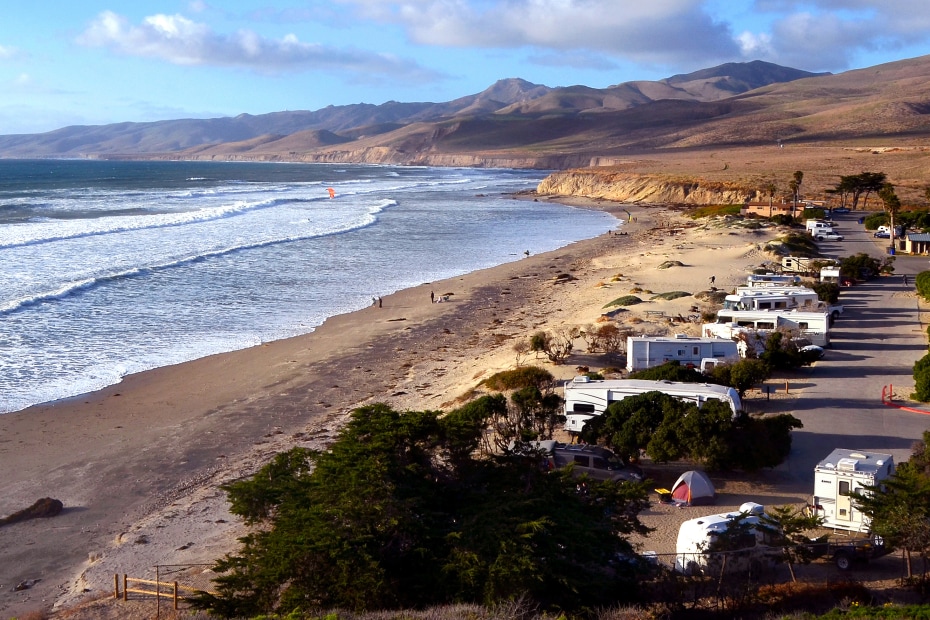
[0,159,616,414]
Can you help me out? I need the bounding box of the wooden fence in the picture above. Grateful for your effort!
[114,564,216,615]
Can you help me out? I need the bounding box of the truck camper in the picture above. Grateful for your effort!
[810,449,894,533]
[563,377,742,434]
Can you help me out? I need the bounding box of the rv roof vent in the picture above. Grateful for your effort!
[573,375,590,383]
[849,452,868,459]
[837,458,859,472]
[674,333,688,339]
[876,460,884,466]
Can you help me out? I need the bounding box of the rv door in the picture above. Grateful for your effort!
[837,480,853,522]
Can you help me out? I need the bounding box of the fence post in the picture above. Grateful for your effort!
[123,574,128,601]
[113,573,119,599]
[174,581,179,610]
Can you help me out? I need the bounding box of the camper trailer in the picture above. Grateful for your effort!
[563,377,742,434]
[626,335,738,373]
[746,273,802,287]
[781,256,837,276]
[810,449,894,533]
[713,308,831,346]
[675,502,781,575]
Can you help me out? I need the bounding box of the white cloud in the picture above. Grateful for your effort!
[743,1,930,70]
[338,0,742,66]
[76,10,442,83]
[0,44,20,60]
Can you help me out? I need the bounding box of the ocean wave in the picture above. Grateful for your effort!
[0,194,323,249]
[0,199,399,316]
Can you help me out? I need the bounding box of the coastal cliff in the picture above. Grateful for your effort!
[536,168,762,204]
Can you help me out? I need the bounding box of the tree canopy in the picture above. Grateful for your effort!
[196,400,652,617]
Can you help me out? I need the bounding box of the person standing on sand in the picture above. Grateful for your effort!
[378,296,382,308]
[430,291,435,303]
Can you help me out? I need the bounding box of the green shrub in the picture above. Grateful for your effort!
[481,366,554,391]
[916,271,930,302]
[603,295,642,308]
[650,291,691,300]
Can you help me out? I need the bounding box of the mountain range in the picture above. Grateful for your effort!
[1,56,929,167]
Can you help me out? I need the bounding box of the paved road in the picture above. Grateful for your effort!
[780,211,929,482]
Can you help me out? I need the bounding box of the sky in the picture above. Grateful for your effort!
[1,1,929,135]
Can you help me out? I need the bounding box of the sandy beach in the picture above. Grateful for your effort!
[0,198,850,618]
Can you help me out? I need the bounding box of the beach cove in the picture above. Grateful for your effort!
[4,196,919,618]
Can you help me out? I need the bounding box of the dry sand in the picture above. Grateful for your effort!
[0,199,826,618]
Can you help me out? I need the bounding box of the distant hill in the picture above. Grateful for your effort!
[2,56,929,166]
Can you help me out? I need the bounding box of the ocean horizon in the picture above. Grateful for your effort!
[0,159,616,414]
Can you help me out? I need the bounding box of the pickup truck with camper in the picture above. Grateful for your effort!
[806,220,836,235]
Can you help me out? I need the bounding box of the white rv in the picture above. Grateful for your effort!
[675,502,781,575]
[781,256,837,276]
[746,273,802,287]
[626,335,738,373]
[713,308,831,346]
[725,287,842,321]
[563,377,742,434]
[724,288,820,312]
[810,449,894,533]
[820,267,841,283]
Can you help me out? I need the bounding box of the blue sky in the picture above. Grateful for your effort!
[1,1,928,135]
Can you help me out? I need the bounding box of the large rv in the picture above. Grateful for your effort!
[563,377,742,434]
[724,287,842,321]
[626,335,738,373]
[746,273,802,287]
[713,308,831,346]
[810,449,894,533]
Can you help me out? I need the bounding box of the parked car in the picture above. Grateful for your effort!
[874,231,890,238]
[799,345,825,363]
[833,207,851,214]
[816,232,844,241]
[510,440,644,483]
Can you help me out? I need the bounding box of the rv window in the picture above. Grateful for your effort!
[839,481,851,496]
[798,322,809,329]
[759,302,772,310]
[573,403,596,413]
[758,322,775,329]
[592,457,608,470]
[692,346,700,355]
[573,455,589,466]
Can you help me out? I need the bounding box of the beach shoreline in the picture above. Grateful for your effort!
[0,195,638,616]
[1,198,807,618]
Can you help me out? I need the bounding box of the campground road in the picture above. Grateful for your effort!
[778,213,929,483]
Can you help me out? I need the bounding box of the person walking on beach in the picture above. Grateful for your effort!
[430,291,435,303]
[378,296,382,308]
[709,275,716,286]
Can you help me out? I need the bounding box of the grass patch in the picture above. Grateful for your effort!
[658,260,685,269]
[651,291,692,301]
[764,232,820,257]
[689,204,743,218]
[603,295,643,308]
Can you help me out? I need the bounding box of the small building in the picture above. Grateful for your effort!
[741,202,797,218]
[811,449,894,533]
[904,233,930,255]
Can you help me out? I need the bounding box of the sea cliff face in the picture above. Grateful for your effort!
[536,169,762,204]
